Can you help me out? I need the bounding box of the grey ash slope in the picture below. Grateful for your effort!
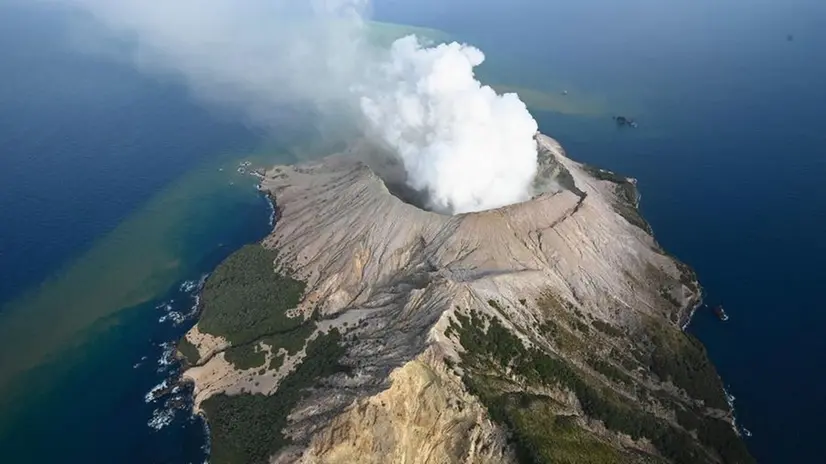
[180,134,752,464]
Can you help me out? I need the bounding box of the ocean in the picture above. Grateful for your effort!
[1,0,825,462]
[0,3,273,461]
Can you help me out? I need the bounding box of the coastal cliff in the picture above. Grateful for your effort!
[178,134,752,464]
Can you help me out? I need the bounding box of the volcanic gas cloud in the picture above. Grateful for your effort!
[66,0,539,213]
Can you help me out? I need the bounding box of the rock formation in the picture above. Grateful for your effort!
[179,134,752,464]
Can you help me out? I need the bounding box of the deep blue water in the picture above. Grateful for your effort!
[0,4,262,308]
[377,0,826,461]
[2,285,212,463]
[1,0,825,462]
[0,3,270,462]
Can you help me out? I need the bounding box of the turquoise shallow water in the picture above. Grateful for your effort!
[2,1,826,462]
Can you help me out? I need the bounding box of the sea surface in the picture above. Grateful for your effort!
[1,0,825,462]
[0,3,274,461]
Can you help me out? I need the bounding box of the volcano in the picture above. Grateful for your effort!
[179,134,752,464]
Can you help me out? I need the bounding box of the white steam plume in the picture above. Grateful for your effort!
[359,36,537,213]
[52,0,539,214]
[59,0,370,126]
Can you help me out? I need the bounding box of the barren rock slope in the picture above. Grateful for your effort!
[180,134,752,464]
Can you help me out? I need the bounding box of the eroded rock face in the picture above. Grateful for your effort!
[182,134,750,464]
[299,349,511,464]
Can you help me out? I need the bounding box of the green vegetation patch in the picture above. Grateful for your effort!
[641,321,753,462]
[587,357,633,386]
[536,291,576,315]
[592,320,624,337]
[454,311,526,371]
[572,318,590,334]
[696,416,753,463]
[261,322,316,356]
[177,337,200,366]
[674,405,753,463]
[224,343,267,371]
[538,320,560,338]
[582,165,628,184]
[645,322,729,410]
[672,259,701,296]
[202,329,347,464]
[488,299,504,311]
[582,165,652,234]
[534,292,593,351]
[268,352,285,371]
[199,244,306,345]
[553,164,588,199]
[489,393,633,464]
[610,348,640,372]
[452,310,751,464]
[659,286,681,307]
[612,188,651,233]
[538,318,582,354]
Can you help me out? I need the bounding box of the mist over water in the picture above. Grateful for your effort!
[60,0,540,213]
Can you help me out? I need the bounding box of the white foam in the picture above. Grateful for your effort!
[155,301,174,311]
[179,274,208,294]
[144,379,169,403]
[180,280,197,293]
[157,341,176,372]
[265,195,276,227]
[147,408,175,431]
[159,311,186,325]
[725,388,736,408]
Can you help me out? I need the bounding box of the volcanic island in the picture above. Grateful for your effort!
[176,134,753,464]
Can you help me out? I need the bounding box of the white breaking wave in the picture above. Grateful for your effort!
[157,341,176,372]
[180,274,208,294]
[147,408,176,431]
[157,275,208,325]
[265,194,277,227]
[158,311,185,325]
[144,379,169,403]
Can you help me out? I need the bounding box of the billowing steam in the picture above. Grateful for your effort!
[56,0,539,214]
[359,37,537,213]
